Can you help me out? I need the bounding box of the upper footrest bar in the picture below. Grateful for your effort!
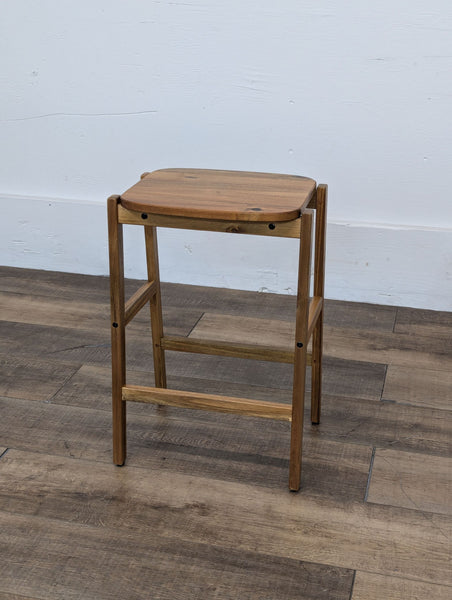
[161,334,310,365]
[124,280,157,325]
[118,205,302,239]
[122,385,292,421]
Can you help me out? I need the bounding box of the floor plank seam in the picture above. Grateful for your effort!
[392,306,399,333]
[379,396,452,414]
[186,311,206,337]
[0,348,86,371]
[1,288,108,306]
[356,569,452,589]
[348,570,356,600]
[379,364,388,401]
[376,455,452,532]
[0,317,111,343]
[0,444,134,470]
[364,447,376,502]
[44,363,84,405]
[0,590,45,600]
[47,341,110,355]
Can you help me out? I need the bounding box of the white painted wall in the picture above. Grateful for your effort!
[1,1,451,309]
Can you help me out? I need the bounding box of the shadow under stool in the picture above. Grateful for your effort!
[107,168,327,491]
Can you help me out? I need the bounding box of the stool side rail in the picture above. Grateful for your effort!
[124,280,157,325]
[118,205,302,239]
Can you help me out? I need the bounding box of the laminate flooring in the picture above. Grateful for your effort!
[0,266,451,600]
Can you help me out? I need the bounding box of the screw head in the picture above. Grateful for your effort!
[141,213,148,219]
[268,223,276,230]
[297,342,303,348]
[112,322,119,328]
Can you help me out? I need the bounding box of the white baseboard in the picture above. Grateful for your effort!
[2,194,451,311]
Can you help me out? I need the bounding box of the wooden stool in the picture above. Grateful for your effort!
[108,169,327,491]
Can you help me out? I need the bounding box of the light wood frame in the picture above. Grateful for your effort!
[108,183,327,491]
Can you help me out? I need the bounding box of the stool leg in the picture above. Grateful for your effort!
[289,210,313,491]
[108,195,127,465]
[144,226,167,388]
[311,184,327,425]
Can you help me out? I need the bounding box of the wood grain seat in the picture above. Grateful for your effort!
[108,168,327,491]
[120,168,317,222]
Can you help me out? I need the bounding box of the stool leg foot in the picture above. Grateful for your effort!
[311,311,323,425]
[112,317,126,465]
[145,226,167,389]
[112,378,126,465]
[108,195,127,465]
[289,350,308,492]
[289,210,313,492]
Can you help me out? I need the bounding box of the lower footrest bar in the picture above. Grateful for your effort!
[124,280,157,325]
[122,385,292,421]
[161,335,309,365]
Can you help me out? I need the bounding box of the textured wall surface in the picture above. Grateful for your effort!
[1,1,451,308]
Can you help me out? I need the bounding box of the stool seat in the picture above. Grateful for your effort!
[120,168,316,222]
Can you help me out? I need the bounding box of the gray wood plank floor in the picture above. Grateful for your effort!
[0,266,451,600]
